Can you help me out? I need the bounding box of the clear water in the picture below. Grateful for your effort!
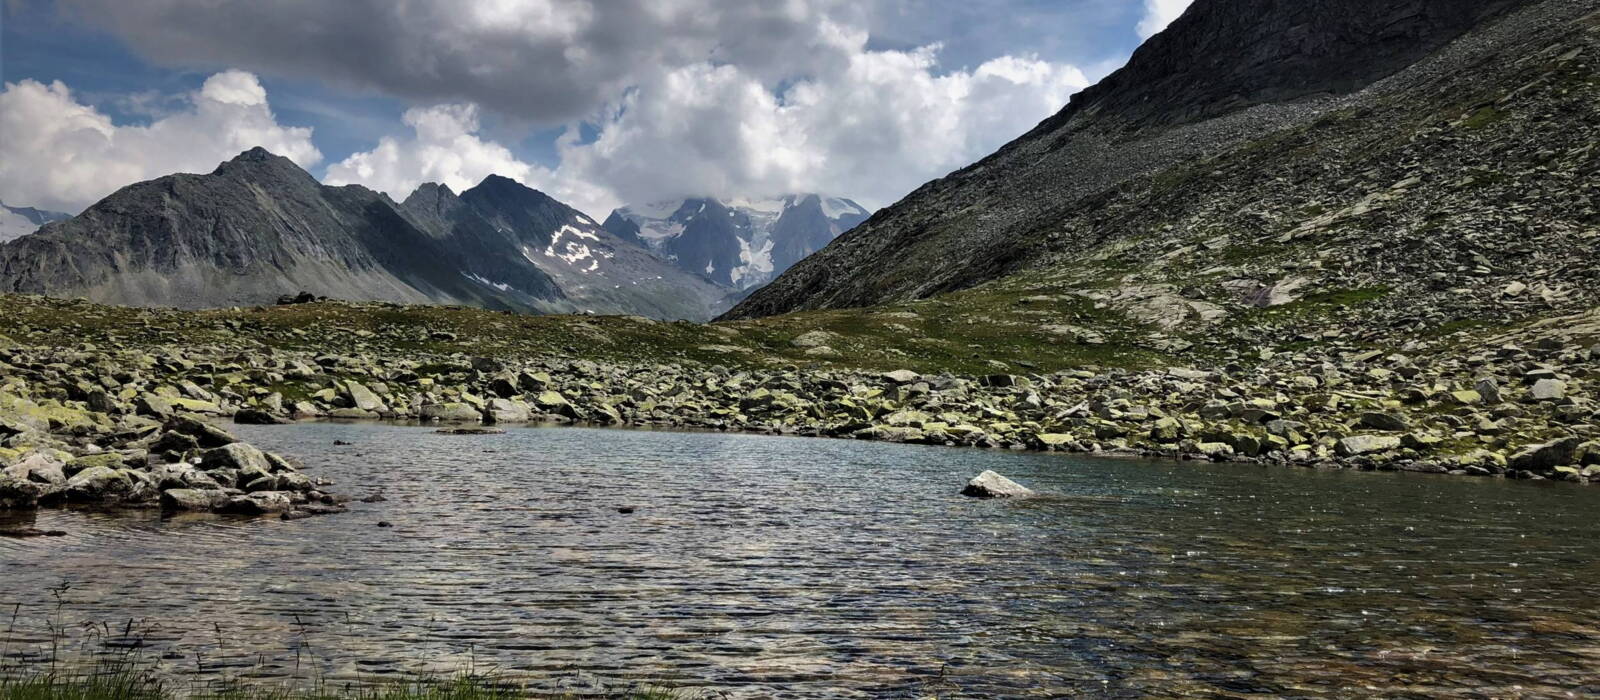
[3,423,1599,698]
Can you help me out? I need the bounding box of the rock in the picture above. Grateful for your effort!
[0,473,45,509]
[218,492,294,515]
[1528,379,1566,402]
[1359,412,1410,431]
[167,416,236,448]
[234,409,289,425]
[484,398,531,424]
[1474,378,1503,405]
[436,427,506,435]
[62,466,136,503]
[1502,281,1527,297]
[961,470,1035,498]
[199,443,273,475]
[160,488,225,512]
[1508,437,1582,472]
[1337,435,1402,456]
[150,430,200,456]
[420,402,483,422]
[6,452,67,487]
[343,381,388,413]
[882,369,921,385]
[1034,433,1074,449]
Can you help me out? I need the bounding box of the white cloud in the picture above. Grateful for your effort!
[324,104,544,200]
[323,103,611,216]
[1137,0,1194,39]
[334,24,1087,216]
[0,70,320,213]
[555,27,1087,211]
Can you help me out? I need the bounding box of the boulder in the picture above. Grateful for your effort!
[420,402,483,422]
[167,416,236,448]
[160,488,226,512]
[882,370,921,385]
[61,466,135,502]
[484,398,531,424]
[234,409,290,425]
[0,473,45,509]
[218,492,294,515]
[1337,435,1402,456]
[1508,437,1582,472]
[199,443,273,475]
[6,452,67,487]
[961,470,1035,498]
[1528,379,1566,402]
[1358,412,1410,431]
[343,381,389,412]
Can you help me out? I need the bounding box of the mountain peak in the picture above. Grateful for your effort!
[210,146,317,185]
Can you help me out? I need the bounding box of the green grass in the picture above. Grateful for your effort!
[1461,106,1507,131]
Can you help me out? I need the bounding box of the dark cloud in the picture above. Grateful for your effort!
[59,0,862,125]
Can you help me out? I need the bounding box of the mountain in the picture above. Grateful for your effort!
[604,195,869,289]
[724,0,1567,321]
[0,201,70,243]
[0,148,728,320]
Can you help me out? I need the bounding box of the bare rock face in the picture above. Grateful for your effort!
[961,470,1035,499]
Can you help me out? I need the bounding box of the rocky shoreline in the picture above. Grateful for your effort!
[3,315,1596,526]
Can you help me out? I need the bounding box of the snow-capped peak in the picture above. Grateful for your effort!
[606,193,872,291]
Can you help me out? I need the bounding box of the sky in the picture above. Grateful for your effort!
[0,0,1193,219]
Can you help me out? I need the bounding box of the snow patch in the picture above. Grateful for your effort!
[821,196,866,220]
[729,237,775,289]
[462,272,513,292]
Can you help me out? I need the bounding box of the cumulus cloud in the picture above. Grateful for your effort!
[35,0,1099,216]
[554,32,1087,211]
[333,23,1087,216]
[0,70,319,213]
[325,104,548,200]
[323,103,611,215]
[1137,0,1195,39]
[60,0,867,125]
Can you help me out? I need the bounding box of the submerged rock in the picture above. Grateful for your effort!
[961,470,1035,499]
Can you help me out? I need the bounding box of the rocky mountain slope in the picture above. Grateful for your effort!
[604,195,869,289]
[0,149,728,320]
[726,0,1585,332]
[0,201,70,243]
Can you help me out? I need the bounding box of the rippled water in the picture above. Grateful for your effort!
[4,423,1600,697]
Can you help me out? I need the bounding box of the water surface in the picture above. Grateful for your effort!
[3,423,1599,697]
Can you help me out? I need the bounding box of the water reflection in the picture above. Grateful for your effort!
[3,424,1598,697]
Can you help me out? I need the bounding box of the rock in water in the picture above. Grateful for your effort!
[962,470,1035,499]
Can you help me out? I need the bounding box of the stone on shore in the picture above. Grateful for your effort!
[1508,437,1581,472]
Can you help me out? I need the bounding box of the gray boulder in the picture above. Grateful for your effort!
[420,402,483,422]
[62,466,135,502]
[961,470,1035,498]
[1337,435,1402,456]
[160,488,226,512]
[1508,437,1581,472]
[218,491,294,515]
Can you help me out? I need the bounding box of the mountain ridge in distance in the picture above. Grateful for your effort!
[0,148,729,320]
[604,194,869,290]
